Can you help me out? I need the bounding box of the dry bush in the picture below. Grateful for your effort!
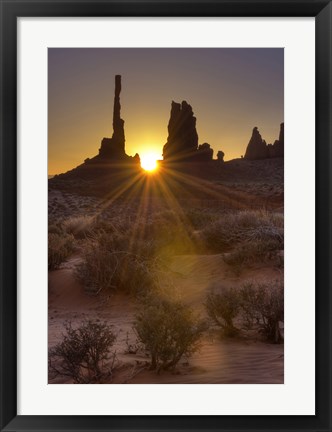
[205,281,284,343]
[134,296,207,372]
[90,214,133,236]
[183,208,220,230]
[48,320,117,383]
[90,208,197,259]
[136,212,197,257]
[62,215,95,239]
[77,211,197,294]
[201,210,284,253]
[48,232,75,270]
[240,281,284,343]
[77,231,167,295]
[205,288,240,337]
[223,237,282,271]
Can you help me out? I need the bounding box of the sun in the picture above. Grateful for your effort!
[141,153,159,172]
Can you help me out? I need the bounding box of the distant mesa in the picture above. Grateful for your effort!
[244,123,284,160]
[163,100,223,163]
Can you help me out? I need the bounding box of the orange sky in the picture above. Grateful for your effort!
[48,48,283,175]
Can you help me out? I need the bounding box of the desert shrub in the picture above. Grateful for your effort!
[205,288,240,336]
[88,213,133,236]
[201,210,283,253]
[201,219,235,252]
[62,215,95,239]
[134,296,207,372]
[92,208,197,259]
[48,232,75,270]
[240,281,284,343]
[138,214,196,257]
[48,320,117,383]
[77,231,166,295]
[223,237,282,271]
[183,208,219,230]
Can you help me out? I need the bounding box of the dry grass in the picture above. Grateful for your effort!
[48,232,75,270]
[62,215,95,239]
[76,229,171,296]
[201,210,283,254]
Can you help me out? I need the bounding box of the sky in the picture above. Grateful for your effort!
[48,48,283,175]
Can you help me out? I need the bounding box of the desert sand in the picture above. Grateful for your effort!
[49,251,283,384]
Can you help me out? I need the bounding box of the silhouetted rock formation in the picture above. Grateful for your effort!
[217,150,225,162]
[98,75,127,159]
[244,123,284,160]
[198,143,214,161]
[244,127,268,160]
[268,122,284,158]
[162,100,224,163]
[163,101,199,161]
[50,75,141,194]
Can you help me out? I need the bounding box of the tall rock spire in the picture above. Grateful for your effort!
[244,127,269,160]
[99,75,126,159]
[112,75,125,151]
[163,100,199,161]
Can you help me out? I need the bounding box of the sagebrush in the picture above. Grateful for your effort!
[240,281,284,343]
[205,288,240,336]
[48,320,117,383]
[201,210,283,254]
[134,296,207,371]
[205,281,284,343]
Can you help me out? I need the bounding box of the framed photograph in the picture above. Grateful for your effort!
[1,1,331,431]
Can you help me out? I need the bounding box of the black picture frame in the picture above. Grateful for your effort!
[1,1,331,431]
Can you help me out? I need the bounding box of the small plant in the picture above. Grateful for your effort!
[205,288,240,336]
[240,281,284,343]
[134,296,207,372]
[48,231,74,270]
[48,320,117,383]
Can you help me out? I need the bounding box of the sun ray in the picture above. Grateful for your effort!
[163,166,251,209]
[88,169,144,222]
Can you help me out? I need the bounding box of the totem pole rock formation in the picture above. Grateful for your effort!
[98,75,127,160]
